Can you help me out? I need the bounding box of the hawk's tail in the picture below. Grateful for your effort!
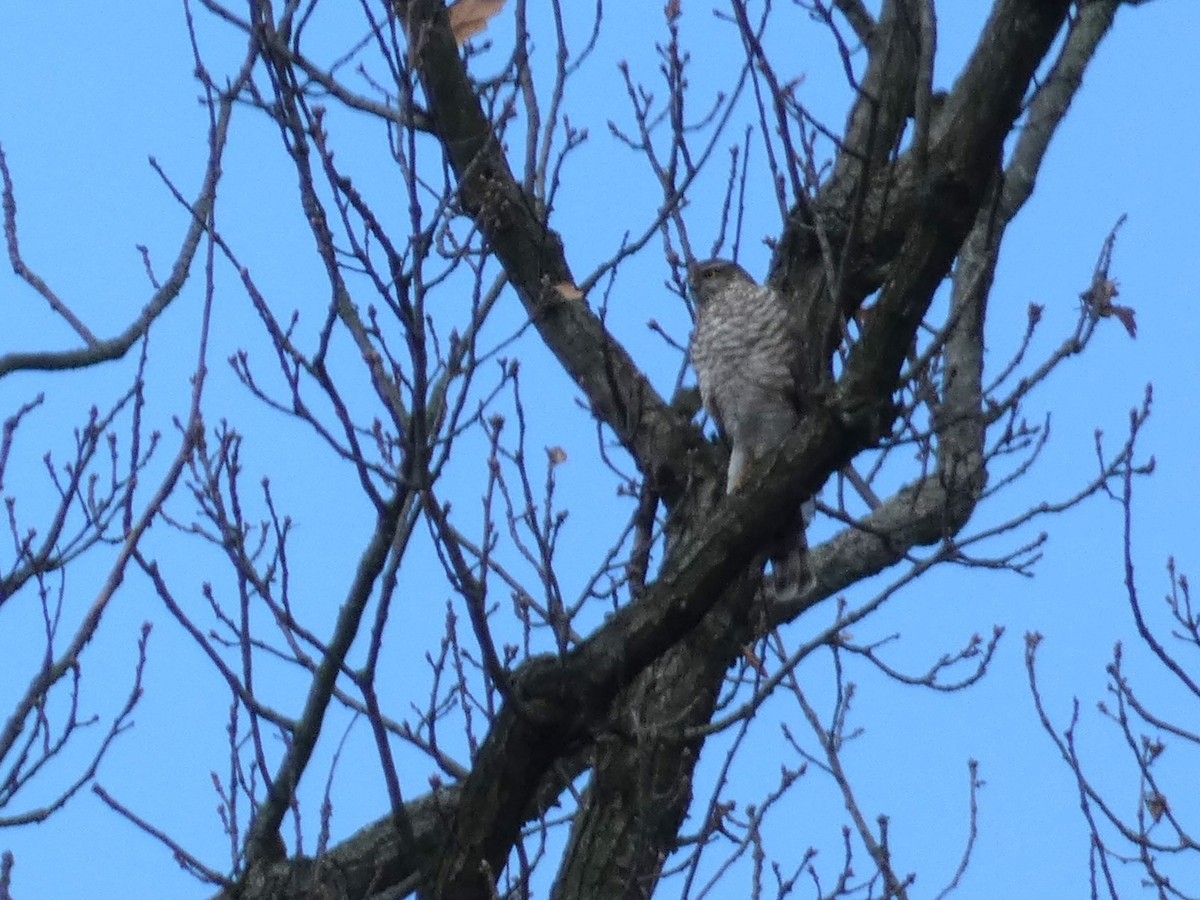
[769,500,813,600]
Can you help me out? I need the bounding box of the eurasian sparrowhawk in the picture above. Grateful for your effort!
[689,258,811,595]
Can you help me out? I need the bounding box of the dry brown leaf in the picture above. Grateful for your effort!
[1145,792,1168,823]
[1082,277,1137,338]
[665,0,681,23]
[554,281,585,302]
[447,0,507,46]
[546,446,568,466]
[1107,304,1138,339]
[741,643,766,674]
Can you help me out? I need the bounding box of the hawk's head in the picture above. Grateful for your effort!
[688,258,755,309]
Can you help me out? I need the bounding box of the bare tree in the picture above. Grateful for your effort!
[0,1,1182,898]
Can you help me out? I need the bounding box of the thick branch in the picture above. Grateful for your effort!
[773,0,1117,623]
[396,0,701,502]
[428,403,844,897]
[839,0,1073,408]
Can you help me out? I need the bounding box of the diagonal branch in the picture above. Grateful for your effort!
[771,0,1123,624]
[395,0,703,504]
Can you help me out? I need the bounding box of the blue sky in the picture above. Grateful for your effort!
[2,2,1199,897]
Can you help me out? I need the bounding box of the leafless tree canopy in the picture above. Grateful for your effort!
[2,1,1191,899]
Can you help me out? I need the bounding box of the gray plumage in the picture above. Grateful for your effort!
[688,258,811,594]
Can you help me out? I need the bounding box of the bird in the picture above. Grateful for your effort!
[688,258,812,596]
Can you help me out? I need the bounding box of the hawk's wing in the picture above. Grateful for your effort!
[744,284,807,417]
[783,293,807,415]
